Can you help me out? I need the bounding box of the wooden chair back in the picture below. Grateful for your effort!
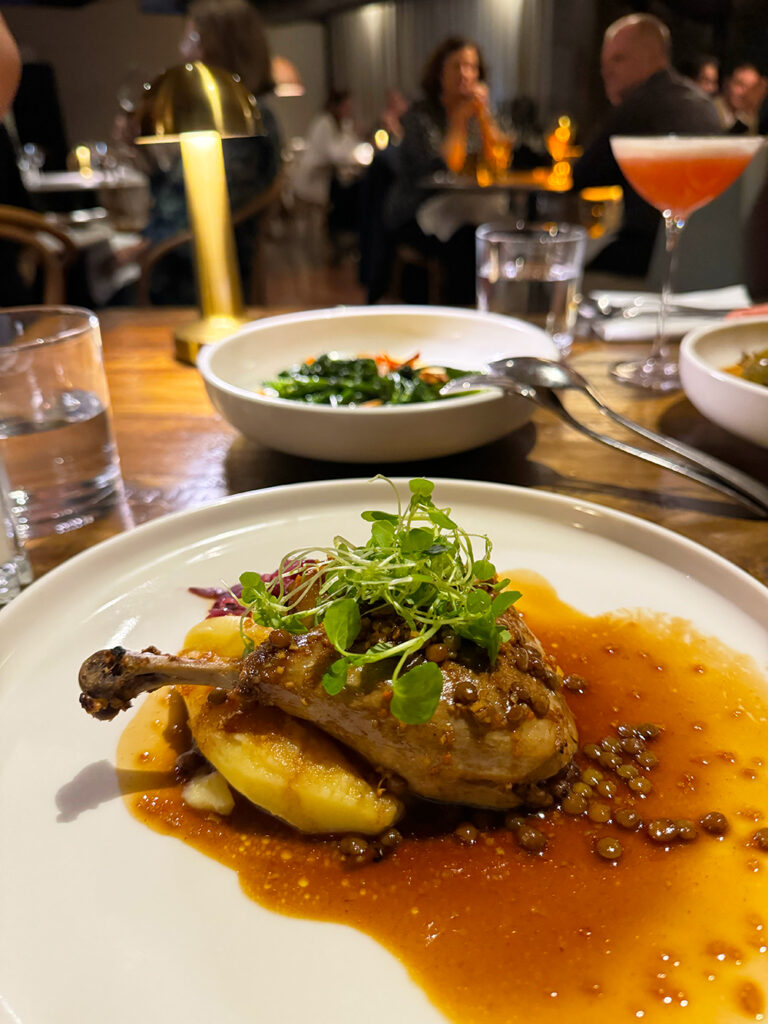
[136,173,284,306]
[0,205,78,305]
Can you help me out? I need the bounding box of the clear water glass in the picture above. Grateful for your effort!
[476,221,587,355]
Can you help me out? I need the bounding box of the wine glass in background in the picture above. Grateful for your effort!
[609,135,765,391]
[17,142,46,179]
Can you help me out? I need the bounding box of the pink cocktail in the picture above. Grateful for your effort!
[609,135,764,391]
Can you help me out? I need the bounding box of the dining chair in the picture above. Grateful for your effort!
[136,173,284,306]
[0,204,78,304]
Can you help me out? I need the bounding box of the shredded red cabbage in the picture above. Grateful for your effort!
[189,558,318,619]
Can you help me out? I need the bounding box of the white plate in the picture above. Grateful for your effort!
[680,316,768,447]
[197,305,558,462]
[1,479,766,1024]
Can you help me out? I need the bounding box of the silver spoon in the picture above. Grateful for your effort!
[443,357,768,517]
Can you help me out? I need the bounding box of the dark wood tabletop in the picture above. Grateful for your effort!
[22,306,768,587]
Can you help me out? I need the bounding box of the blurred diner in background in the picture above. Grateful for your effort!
[0,0,767,315]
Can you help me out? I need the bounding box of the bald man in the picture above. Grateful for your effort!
[572,14,721,277]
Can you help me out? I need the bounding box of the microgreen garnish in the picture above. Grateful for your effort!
[238,477,520,725]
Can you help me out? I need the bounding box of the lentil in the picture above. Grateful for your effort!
[587,801,612,824]
[637,723,663,740]
[581,767,604,786]
[268,628,292,649]
[628,776,653,796]
[616,763,639,780]
[635,750,659,769]
[596,779,618,799]
[675,819,699,842]
[531,694,550,718]
[700,811,730,835]
[563,673,587,693]
[595,836,623,860]
[454,681,478,704]
[647,818,678,844]
[206,687,228,705]
[378,828,403,849]
[454,822,479,844]
[425,643,449,663]
[516,826,548,853]
[338,835,370,858]
[620,737,645,755]
[614,808,642,830]
[601,737,623,754]
[582,743,602,761]
[599,752,623,771]
[753,828,768,850]
[561,792,589,816]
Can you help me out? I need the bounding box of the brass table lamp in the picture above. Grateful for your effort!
[136,61,264,364]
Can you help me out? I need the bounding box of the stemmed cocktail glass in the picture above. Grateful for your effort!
[609,135,765,391]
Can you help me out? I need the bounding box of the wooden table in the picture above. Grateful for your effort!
[22,307,768,587]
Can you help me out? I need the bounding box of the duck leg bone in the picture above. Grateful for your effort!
[79,646,240,721]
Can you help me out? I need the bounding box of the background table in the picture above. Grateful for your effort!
[22,307,767,587]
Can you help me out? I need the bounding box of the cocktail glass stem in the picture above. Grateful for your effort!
[610,212,686,392]
[651,211,685,369]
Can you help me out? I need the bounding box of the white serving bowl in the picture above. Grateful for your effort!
[679,317,768,448]
[197,305,559,462]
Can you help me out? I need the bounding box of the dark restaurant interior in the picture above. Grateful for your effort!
[1,3,768,1023]
[2,0,768,311]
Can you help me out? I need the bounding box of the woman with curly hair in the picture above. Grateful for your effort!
[384,36,507,304]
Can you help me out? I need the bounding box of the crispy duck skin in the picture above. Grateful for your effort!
[238,608,578,808]
[79,608,578,808]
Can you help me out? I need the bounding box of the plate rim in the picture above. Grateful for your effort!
[1,477,766,1024]
[1,479,765,648]
[680,315,768,398]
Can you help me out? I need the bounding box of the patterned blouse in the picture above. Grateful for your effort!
[383,98,484,232]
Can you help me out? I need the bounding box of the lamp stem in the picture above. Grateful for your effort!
[179,131,244,322]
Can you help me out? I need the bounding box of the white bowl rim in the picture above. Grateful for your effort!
[680,316,768,401]
[197,304,555,416]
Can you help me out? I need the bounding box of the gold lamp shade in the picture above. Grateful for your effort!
[135,61,263,143]
[135,61,266,364]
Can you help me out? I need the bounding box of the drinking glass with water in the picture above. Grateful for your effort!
[0,307,123,540]
[476,222,587,355]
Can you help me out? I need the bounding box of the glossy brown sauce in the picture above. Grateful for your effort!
[117,571,768,1023]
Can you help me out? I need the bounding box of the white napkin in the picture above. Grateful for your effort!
[416,192,508,242]
[589,284,752,341]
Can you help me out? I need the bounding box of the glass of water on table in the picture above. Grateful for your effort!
[476,221,587,356]
[0,307,122,542]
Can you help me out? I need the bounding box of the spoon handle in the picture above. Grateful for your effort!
[582,389,768,510]
[533,390,768,517]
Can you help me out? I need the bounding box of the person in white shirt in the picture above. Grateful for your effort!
[292,90,361,207]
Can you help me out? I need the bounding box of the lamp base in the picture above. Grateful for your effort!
[174,313,252,365]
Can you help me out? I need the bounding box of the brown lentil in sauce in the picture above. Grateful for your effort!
[117,570,768,1024]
